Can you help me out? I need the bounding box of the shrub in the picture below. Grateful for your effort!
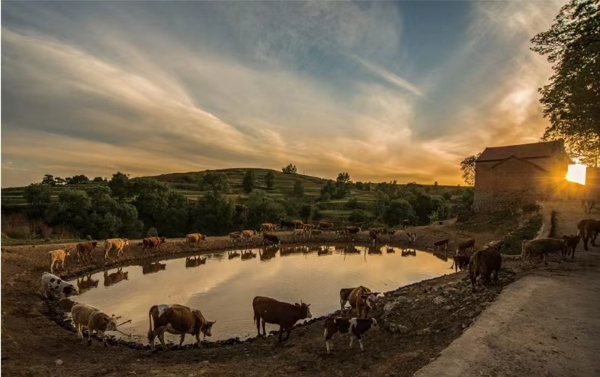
[146,227,159,237]
[348,209,374,224]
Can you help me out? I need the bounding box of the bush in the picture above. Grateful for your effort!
[348,209,374,224]
[347,198,359,210]
[146,227,159,237]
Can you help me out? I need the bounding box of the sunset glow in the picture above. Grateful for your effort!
[566,164,586,185]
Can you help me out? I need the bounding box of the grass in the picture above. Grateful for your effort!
[1,237,86,247]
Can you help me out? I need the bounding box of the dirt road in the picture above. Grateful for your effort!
[415,201,600,377]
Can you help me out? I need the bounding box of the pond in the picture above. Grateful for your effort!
[68,245,452,344]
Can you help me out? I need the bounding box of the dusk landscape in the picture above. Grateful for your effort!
[1,1,599,377]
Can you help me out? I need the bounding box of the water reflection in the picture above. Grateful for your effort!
[432,250,448,262]
[142,262,167,275]
[386,246,395,254]
[401,249,417,257]
[185,256,207,268]
[367,246,383,255]
[71,245,451,344]
[76,274,99,293]
[103,267,129,287]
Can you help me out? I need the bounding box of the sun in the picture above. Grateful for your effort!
[566,164,586,185]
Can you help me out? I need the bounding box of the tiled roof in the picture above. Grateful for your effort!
[477,140,567,162]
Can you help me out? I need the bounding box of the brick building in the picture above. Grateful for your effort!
[473,140,571,212]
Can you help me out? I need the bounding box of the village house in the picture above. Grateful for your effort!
[473,140,572,212]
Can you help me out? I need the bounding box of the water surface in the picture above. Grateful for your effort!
[69,245,452,344]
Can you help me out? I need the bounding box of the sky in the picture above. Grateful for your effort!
[1,0,568,188]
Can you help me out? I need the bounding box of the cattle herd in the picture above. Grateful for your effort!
[38,216,599,352]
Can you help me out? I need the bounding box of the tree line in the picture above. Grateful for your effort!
[20,170,471,240]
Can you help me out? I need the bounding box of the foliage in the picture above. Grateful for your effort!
[264,171,275,189]
[299,204,312,222]
[108,172,131,201]
[311,207,323,221]
[532,0,600,166]
[282,164,298,174]
[460,154,480,186]
[346,198,359,210]
[442,191,453,201]
[383,200,415,227]
[293,180,305,197]
[146,227,159,237]
[243,170,256,193]
[42,174,56,186]
[348,209,374,224]
[24,183,52,221]
[189,192,234,236]
[66,175,90,185]
[199,171,230,193]
[244,189,287,230]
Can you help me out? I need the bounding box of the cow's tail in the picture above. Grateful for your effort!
[147,305,156,342]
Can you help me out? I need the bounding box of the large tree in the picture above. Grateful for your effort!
[460,154,480,186]
[531,0,600,166]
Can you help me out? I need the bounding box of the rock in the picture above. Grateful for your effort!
[383,302,398,313]
[442,305,454,311]
[443,288,458,295]
[200,360,210,366]
[416,328,431,335]
[388,323,409,334]
[433,296,447,305]
[55,359,64,366]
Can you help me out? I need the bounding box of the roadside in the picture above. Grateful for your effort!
[414,201,600,377]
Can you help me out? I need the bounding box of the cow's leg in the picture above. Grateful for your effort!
[76,323,83,339]
[255,315,261,337]
[261,318,266,336]
[149,330,156,350]
[349,335,354,348]
[156,328,168,350]
[340,298,346,312]
[61,258,66,270]
[357,336,364,351]
[592,231,599,246]
[195,333,201,348]
[285,328,291,341]
[87,329,93,346]
[583,235,590,251]
[278,326,283,342]
[179,334,186,347]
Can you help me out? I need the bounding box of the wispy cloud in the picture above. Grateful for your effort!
[1,1,568,187]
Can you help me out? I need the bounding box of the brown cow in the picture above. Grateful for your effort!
[142,262,166,275]
[71,303,118,347]
[469,248,502,292]
[48,249,70,274]
[147,304,216,350]
[75,241,98,262]
[142,237,166,251]
[324,317,378,353]
[241,230,257,243]
[104,238,129,259]
[261,223,276,232]
[318,221,334,231]
[562,235,581,259]
[262,233,281,245]
[103,268,129,287]
[186,256,207,267]
[229,231,242,243]
[241,250,257,260]
[450,255,470,272]
[577,219,600,251]
[186,233,207,247]
[252,296,312,342]
[339,287,357,311]
[521,238,567,265]
[402,219,410,229]
[433,239,449,251]
[457,238,475,255]
[348,286,380,318]
[291,220,304,229]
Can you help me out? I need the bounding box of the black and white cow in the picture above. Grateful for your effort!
[324,317,378,353]
[41,272,78,300]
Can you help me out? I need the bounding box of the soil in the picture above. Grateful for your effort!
[1,216,533,377]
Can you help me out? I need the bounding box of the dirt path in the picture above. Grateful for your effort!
[414,201,600,377]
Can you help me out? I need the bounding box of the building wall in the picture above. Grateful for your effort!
[473,157,552,212]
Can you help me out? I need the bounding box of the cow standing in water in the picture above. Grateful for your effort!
[252,296,312,342]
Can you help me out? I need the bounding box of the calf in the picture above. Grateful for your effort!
[577,219,600,251]
[104,238,129,259]
[309,229,322,238]
[75,241,98,262]
[402,219,410,229]
[280,220,296,231]
[242,230,257,242]
[252,296,312,342]
[71,303,118,346]
[186,233,207,247]
[148,304,216,350]
[521,238,567,266]
[450,255,470,272]
[406,232,418,245]
[229,231,242,243]
[143,237,167,251]
[318,221,334,231]
[324,317,378,353]
[562,235,581,259]
[48,249,70,273]
[41,272,79,300]
[261,223,276,232]
[469,248,502,292]
[292,228,305,238]
[262,233,281,245]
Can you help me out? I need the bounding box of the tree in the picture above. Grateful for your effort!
[189,192,234,236]
[282,164,297,174]
[383,200,415,227]
[348,209,374,224]
[460,154,480,186]
[66,174,90,185]
[531,0,600,166]
[243,170,256,193]
[199,171,230,193]
[244,189,287,230]
[41,174,55,186]
[108,172,131,201]
[299,204,312,222]
[293,180,304,197]
[93,176,105,182]
[264,171,275,189]
[24,183,52,222]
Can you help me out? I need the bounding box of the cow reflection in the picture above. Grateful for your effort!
[76,274,99,293]
[280,246,307,257]
[103,267,129,287]
[401,249,417,257]
[142,262,166,275]
[185,255,207,268]
[367,246,382,255]
[386,246,396,254]
[259,246,278,261]
[318,247,332,256]
[432,249,447,261]
[343,245,361,254]
[228,251,241,260]
[241,250,257,261]
[211,253,224,261]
